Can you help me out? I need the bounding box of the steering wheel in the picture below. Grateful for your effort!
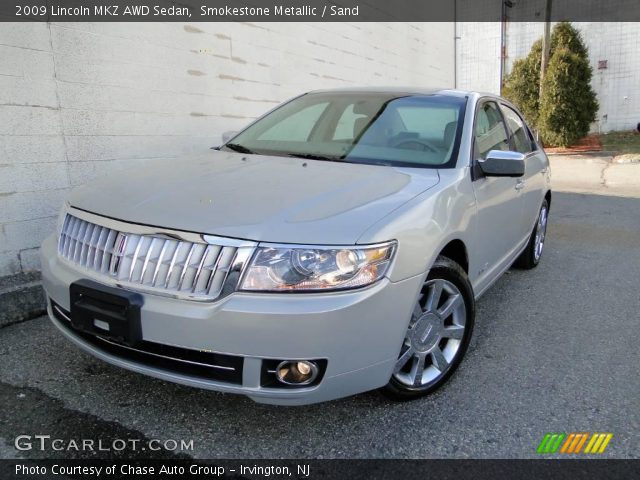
[391,137,439,153]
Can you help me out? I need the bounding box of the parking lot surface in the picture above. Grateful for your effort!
[1,192,638,459]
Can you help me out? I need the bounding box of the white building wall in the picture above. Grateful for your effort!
[0,22,454,276]
[456,22,502,94]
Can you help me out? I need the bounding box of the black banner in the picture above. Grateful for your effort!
[1,459,639,480]
[3,0,640,22]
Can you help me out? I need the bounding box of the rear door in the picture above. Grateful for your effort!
[499,103,548,242]
[470,100,525,287]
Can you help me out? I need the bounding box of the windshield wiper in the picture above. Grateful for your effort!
[288,153,396,167]
[224,143,255,154]
[287,153,343,162]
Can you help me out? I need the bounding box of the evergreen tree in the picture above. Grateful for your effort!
[539,47,598,147]
[502,40,542,127]
[502,22,598,146]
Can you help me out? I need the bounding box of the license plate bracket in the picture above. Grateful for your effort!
[70,279,143,346]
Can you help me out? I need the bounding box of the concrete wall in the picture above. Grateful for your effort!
[456,22,502,94]
[456,21,640,133]
[0,22,455,277]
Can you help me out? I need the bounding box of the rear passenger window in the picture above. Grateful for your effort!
[474,102,509,159]
[501,105,533,154]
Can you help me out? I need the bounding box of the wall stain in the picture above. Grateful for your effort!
[1,103,58,110]
[231,57,247,64]
[323,74,351,82]
[215,33,231,40]
[233,96,279,104]
[239,22,270,31]
[187,69,206,76]
[219,74,245,81]
[0,191,16,197]
[183,25,204,34]
[219,74,280,87]
[221,114,250,119]
[307,40,358,57]
[190,49,227,60]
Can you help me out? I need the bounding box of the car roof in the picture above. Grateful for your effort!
[306,86,488,99]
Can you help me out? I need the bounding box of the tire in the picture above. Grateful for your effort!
[514,199,549,270]
[381,256,475,401]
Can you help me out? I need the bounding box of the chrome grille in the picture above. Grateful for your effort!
[58,214,240,301]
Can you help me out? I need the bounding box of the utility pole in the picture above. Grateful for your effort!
[499,1,514,94]
[539,0,553,98]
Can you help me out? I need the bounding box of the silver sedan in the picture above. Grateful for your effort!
[41,88,551,405]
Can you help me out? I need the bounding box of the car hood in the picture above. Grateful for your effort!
[68,150,440,244]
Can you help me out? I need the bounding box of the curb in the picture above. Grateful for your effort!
[0,272,46,328]
[546,151,617,158]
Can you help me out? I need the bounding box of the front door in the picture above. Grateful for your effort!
[500,103,547,242]
[470,100,525,290]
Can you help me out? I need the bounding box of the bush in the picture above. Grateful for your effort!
[538,48,598,147]
[502,40,542,127]
[502,22,598,147]
[550,22,588,58]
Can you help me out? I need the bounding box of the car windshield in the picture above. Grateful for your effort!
[223,92,467,168]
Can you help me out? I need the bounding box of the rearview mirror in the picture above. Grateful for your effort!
[478,150,525,177]
[222,131,238,143]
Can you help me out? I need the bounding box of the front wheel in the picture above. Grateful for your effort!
[514,199,549,269]
[382,256,475,401]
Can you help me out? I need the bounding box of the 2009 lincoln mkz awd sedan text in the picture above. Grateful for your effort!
[41,88,551,405]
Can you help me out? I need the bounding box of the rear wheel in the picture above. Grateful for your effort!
[382,256,474,400]
[514,199,549,269]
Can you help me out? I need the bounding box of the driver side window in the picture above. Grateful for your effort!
[501,104,534,154]
[474,102,509,159]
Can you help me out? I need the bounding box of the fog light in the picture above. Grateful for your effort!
[276,360,318,385]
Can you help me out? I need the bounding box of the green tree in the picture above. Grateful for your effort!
[502,22,598,146]
[538,47,598,147]
[502,40,542,127]
[550,21,588,58]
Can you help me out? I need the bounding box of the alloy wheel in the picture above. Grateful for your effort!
[393,279,466,388]
[534,205,548,261]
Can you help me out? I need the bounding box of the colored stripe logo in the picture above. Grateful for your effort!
[537,433,613,454]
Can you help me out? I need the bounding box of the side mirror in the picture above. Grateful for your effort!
[478,150,525,177]
[222,131,238,143]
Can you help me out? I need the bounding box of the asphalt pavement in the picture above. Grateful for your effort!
[1,192,638,459]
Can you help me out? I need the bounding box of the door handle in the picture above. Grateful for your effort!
[515,179,525,191]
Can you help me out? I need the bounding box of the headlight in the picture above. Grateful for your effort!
[239,241,396,292]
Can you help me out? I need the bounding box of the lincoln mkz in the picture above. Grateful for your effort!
[41,88,551,404]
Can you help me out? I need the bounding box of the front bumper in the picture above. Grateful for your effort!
[41,234,422,405]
